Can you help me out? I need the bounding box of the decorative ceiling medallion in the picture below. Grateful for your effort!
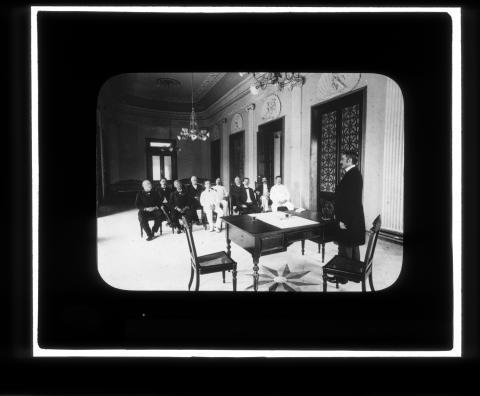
[261,94,281,120]
[231,113,243,133]
[156,77,181,89]
[317,73,362,100]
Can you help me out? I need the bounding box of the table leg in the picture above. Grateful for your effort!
[301,239,305,255]
[253,256,260,292]
[322,243,325,263]
[226,224,231,258]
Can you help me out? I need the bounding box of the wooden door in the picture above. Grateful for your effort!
[210,139,221,180]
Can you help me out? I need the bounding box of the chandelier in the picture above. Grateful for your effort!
[177,73,209,141]
[239,72,305,94]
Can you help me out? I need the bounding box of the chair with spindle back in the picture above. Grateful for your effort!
[322,215,381,292]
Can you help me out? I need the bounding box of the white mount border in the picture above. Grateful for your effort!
[31,6,462,358]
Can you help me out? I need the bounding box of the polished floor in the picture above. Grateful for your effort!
[97,208,403,292]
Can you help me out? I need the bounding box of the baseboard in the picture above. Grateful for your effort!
[377,228,403,245]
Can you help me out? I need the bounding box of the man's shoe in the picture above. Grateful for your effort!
[146,235,154,241]
[176,229,182,234]
[337,277,348,284]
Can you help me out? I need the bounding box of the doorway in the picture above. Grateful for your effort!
[311,87,366,210]
[229,131,245,183]
[145,138,177,185]
[257,117,284,186]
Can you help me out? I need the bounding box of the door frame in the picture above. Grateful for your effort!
[257,116,285,186]
[145,138,178,182]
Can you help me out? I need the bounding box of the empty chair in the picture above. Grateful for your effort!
[322,215,381,292]
[180,216,237,291]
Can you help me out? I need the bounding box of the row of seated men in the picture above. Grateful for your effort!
[135,175,294,240]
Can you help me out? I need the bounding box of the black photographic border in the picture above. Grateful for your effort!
[28,6,459,356]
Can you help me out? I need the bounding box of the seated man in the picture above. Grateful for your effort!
[269,175,294,212]
[212,177,229,216]
[200,180,224,232]
[135,179,164,241]
[185,175,205,225]
[157,177,173,225]
[254,176,271,212]
[229,176,243,214]
[169,180,197,233]
[238,177,261,214]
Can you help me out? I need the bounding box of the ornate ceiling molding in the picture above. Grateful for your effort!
[194,72,226,101]
[316,73,362,101]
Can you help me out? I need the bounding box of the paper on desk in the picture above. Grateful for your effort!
[248,211,319,229]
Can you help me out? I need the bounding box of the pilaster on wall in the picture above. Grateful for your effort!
[381,79,404,233]
[246,103,256,183]
[288,85,303,208]
[220,118,229,187]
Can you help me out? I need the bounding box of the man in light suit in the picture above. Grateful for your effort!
[200,179,224,232]
[332,150,366,284]
[254,176,271,212]
[270,176,294,212]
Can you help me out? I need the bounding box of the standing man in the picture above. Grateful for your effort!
[186,175,204,225]
[213,177,229,216]
[269,175,294,212]
[255,176,271,212]
[135,180,163,241]
[238,177,261,214]
[200,180,224,232]
[334,150,366,281]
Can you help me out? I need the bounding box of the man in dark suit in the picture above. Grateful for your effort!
[238,177,261,214]
[186,175,204,225]
[169,180,197,233]
[135,179,164,241]
[229,176,243,214]
[157,178,173,226]
[254,176,271,212]
[332,150,366,282]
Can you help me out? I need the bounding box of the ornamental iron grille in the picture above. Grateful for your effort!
[319,111,337,192]
[315,89,364,202]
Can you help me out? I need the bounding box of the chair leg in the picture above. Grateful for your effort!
[232,267,237,291]
[368,272,375,292]
[159,222,162,235]
[188,266,194,291]
[322,274,327,292]
[301,239,305,255]
[336,279,339,289]
[362,278,366,292]
[318,242,321,253]
[195,270,200,291]
[222,270,225,283]
[322,243,325,263]
[140,223,143,238]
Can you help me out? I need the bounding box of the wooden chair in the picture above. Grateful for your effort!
[139,206,176,237]
[180,216,237,291]
[322,215,381,292]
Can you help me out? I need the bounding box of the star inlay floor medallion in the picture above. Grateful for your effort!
[246,264,320,291]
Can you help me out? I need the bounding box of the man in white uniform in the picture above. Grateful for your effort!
[213,177,229,216]
[200,180,224,232]
[269,176,294,212]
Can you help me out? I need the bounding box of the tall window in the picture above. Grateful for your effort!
[312,88,365,207]
[145,138,177,182]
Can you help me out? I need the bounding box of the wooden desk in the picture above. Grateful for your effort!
[222,211,336,291]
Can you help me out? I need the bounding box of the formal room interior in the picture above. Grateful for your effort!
[96,72,404,292]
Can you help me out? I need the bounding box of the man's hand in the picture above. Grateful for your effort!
[175,207,182,212]
[144,207,153,212]
[339,221,347,230]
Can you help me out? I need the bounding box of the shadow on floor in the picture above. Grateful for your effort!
[97,203,135,218]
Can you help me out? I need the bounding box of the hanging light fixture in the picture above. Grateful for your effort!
[177,73,209,141]
[239,72,305,94]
